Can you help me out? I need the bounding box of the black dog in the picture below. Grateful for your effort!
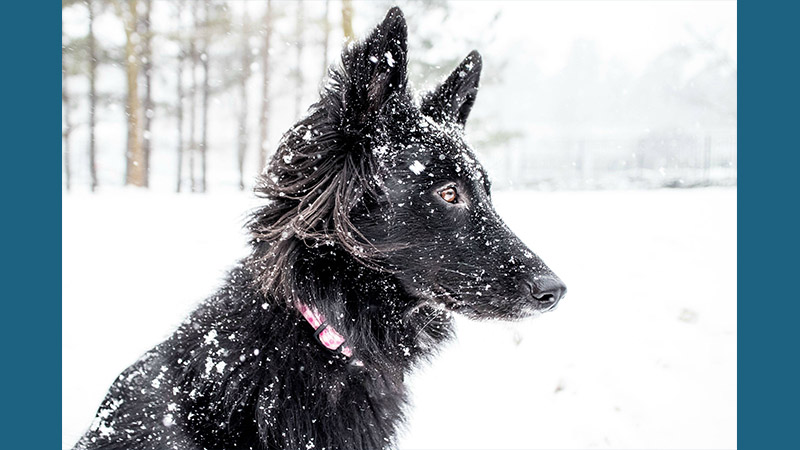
[74,8,565,450]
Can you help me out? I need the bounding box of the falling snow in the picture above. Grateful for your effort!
[408,160,426,175]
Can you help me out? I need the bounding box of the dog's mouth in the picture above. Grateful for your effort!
[430,284,466,311]
[405,284,464,317]
[417,283,554,321]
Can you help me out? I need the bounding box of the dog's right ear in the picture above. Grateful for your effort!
[326,7,409,130]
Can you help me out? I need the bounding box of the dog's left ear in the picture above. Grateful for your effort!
[329,7,409,128]
[421,50,482,126]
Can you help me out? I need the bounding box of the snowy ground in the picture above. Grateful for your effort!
[62,188,736,449]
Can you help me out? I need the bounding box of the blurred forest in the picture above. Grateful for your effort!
[61,0,737,192]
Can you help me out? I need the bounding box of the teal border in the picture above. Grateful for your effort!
[2,2,61,448]
[739,1,797,449]
[11,1,794,449]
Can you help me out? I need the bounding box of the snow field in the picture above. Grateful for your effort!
[63,188,736,449]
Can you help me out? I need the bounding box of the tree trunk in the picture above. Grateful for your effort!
[176,1,185,193]
[141,0,153,187]
[62,15,72,192]
[200,1,210,193]
[237,9,251,191]
[122,0,145,187]
[88,0,98,191]
[258,0,273,175]
[321,0,330,79]
[341,0,354,41]
[294,1,305,120]
[189,1,197,192]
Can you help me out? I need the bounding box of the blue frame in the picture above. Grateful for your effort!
[11,1,795,448]
[738,1,797,449]
[3,2,61,448]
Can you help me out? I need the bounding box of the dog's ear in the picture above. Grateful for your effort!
[421,50,482,126]
[327,7,408,128]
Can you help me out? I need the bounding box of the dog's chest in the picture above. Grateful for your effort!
[250,362,409,449]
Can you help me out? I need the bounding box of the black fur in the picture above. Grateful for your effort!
[74,8,565,450]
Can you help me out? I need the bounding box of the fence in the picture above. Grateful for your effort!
[480,133,737,191]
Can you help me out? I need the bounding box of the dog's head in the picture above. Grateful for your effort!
[254,7,565,321]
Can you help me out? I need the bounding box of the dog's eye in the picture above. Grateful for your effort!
[439,187,458,204]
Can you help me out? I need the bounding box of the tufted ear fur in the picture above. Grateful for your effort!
[420,50,482,126]
[326,7,409,131]
[251,10,412,293]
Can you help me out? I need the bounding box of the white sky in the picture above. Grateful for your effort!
[356,0,737,77]
[64,1,736,77]
[483,0,736,75]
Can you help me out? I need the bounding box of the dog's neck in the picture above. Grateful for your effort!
[280,244,455,369]
[295,300,360,362]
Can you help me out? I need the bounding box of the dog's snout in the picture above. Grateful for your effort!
[523,275,566,311]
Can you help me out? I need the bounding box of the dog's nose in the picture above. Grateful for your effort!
[525,275,567,311]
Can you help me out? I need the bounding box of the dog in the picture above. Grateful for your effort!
[74,7,566,450]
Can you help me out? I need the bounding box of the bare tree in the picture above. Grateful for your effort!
[237,9,252,191]
[62,13,72,192]
[294,1,305,120]
[341,0,354,41]
[200,1,211,193]
[88,0,99,191]
[141,0,153,187]
[321,0,330,78]
[175,0,185,192]
[117,0,145,187]
[189,1,198,192]
[258,0,274,175]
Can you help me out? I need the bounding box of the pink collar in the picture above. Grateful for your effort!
[296,302,355,358]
